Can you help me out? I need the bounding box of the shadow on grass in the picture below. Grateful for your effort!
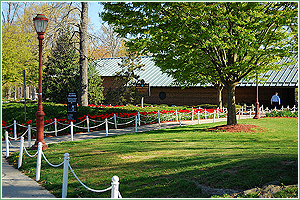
[110,155,297,198]
[47,153,297,198]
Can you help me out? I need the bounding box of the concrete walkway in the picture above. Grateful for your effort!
[2,156,56,198]
[2,115,251,198]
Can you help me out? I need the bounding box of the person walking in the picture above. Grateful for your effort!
[271,92,281,109]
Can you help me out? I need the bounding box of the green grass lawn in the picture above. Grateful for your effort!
[8,118,298,198]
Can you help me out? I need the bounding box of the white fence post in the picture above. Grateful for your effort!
[158,111,161,129]
[55,118,57,136]
[241,106,244,116]
[114,114,117,129]
[87,116,90,133]
[105,118,109,136]
[138,112,141,126]
[135,115,138,133]
[259,106,262,118]
[62,153,70,198]
[239,108,241,120]
[5,131,9,158]
[293,105,296,112]
[111,176,120,199]
[205,109,207,119]
[249,109,252,118]
[28,124,31,147]
[36,142,42,181]
[178,112,182,126]
[192,109,194,121]
[175,110,178,123]
[217,108,219,119]
[197,111,200,124]
[213,111,216,123]
[18,137,24,169]
[70,121,74,141]
[13,120,17,140]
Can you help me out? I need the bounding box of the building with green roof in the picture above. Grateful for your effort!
[96,56,298,107]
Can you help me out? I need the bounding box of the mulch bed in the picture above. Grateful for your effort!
[207,124,264,133]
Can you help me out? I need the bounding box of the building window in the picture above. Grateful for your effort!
[159,91,166,100]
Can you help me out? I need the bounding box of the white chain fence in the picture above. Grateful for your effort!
[3,105,297,146]
[9,140,121,198]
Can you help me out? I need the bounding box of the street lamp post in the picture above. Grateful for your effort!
[253,73,260,119]
[32,14,48,150]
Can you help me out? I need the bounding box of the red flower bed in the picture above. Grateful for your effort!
[2,108,223,134]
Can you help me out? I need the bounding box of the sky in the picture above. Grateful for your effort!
[88,2,104,32]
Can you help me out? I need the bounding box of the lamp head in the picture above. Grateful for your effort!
[33,14,48,34]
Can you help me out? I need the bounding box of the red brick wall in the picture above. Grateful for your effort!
[144,87,295,107]
[102,77,296,107]
[145,87,218,106]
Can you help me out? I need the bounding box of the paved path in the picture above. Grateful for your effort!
[2,156,56,198]
[2,115,251,198]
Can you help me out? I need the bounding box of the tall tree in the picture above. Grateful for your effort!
[43,29,80,103]
[79,2,89,106]
[101,2,298,125]
[2,23,36,91]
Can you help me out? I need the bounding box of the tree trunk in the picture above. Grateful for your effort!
[226,82,238,125]
[6,87,11,99]
[17,86,22,99]
[79,2,89,106]
[32,86,37,100]
[14,85,17,100]
[216,83,223,108]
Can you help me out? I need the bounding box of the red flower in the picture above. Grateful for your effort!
[2,120,7,127]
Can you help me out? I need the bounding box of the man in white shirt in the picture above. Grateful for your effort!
[271,92,281,109]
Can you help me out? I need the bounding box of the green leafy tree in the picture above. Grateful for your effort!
[88,62,104,105]
[101,2,298,125]
[43,30,80,103]
[2,23,37,91]
[105,52,145,105]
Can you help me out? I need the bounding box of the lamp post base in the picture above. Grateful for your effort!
[253,102,260,119]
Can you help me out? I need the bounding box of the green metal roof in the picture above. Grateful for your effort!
[96,56,298,87]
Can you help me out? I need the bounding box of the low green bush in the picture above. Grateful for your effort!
[266,109,298,118]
